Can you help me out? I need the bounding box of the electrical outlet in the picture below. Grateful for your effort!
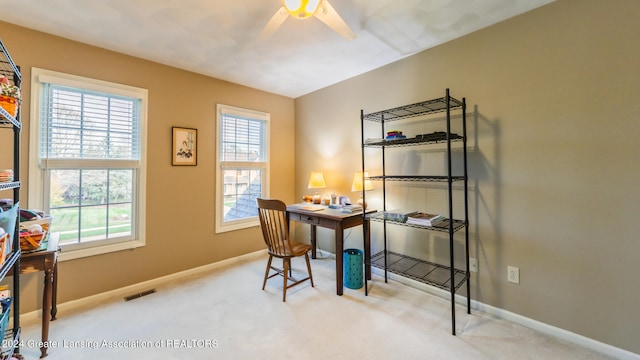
[507,266,520,284]
[469,258,478,273]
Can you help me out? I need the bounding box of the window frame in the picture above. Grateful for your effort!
[29,67,148,261]
[215,104,270,233]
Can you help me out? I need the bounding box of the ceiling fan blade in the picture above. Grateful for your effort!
[314,0,356,41]
[259,6,289,40]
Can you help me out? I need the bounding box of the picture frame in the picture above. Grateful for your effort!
[172,127,197,166]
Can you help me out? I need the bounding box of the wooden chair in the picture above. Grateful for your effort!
[256,198,314,302]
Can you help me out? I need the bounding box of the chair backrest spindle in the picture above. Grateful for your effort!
[257,198,291,257]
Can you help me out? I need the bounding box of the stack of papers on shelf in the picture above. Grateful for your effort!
[406,212,444,226]
[341,204,363,213]
[379,209,417,222]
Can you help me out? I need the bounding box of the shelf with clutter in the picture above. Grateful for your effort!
[0,74,20,123]
[0,36,22,359]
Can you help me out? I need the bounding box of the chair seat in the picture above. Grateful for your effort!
[269,240,312,258]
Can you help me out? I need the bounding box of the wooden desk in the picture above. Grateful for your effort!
[15,232,59,358]
[286,205,373,296]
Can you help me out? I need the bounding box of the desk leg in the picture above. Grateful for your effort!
[41,268,53,358]
[310,225,317,259]
[336,228,344,296]
[51,262,58,321]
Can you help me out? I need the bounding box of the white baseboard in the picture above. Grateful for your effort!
[370,268,639,360]
[21,250,638,359]
[21,250,267,324]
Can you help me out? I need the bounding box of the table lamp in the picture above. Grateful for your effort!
[351,171,373,209]
[308,171,326,204]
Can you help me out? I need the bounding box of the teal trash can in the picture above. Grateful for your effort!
[343,248,363,289]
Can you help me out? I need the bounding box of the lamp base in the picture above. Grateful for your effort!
[313,193,321,204]
[357,196,367,209]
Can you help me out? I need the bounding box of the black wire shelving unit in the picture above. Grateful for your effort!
[360,88,470,335]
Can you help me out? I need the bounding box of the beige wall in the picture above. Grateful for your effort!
[0,22,295,313]
[294,0,639,354]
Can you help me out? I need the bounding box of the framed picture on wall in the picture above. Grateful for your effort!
[172,127,197,166]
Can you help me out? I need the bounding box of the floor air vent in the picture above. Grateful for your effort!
[124,289,157,302]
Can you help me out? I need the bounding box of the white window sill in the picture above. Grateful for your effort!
[58,239,145,262]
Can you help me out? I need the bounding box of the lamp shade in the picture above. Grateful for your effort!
[308,172,327,189]
[351,171,373,192]
[284,0,321,19]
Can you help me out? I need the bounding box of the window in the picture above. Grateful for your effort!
[29,68,147,260]
[215,104,269,233]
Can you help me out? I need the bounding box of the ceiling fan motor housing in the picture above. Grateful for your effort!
[284,0,321,19]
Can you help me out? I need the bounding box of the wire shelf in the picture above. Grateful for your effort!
[364,133,463,148]
[367,213,466,233]
[371,251,469,292]
[367,175,465,182]
[363,97,464,123]
[0,182,19,192]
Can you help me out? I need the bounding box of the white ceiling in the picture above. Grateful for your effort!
[1,0,553,98]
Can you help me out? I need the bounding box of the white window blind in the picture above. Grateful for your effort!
[221,113,267,163]
[40,83,140,162]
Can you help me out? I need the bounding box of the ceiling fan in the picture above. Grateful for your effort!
[260,0,356,41]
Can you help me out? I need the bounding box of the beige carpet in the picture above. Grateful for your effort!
[17,252,613,360]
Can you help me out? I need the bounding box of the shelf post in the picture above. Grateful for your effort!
[360,109,369,296]
[462,97,470,314]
